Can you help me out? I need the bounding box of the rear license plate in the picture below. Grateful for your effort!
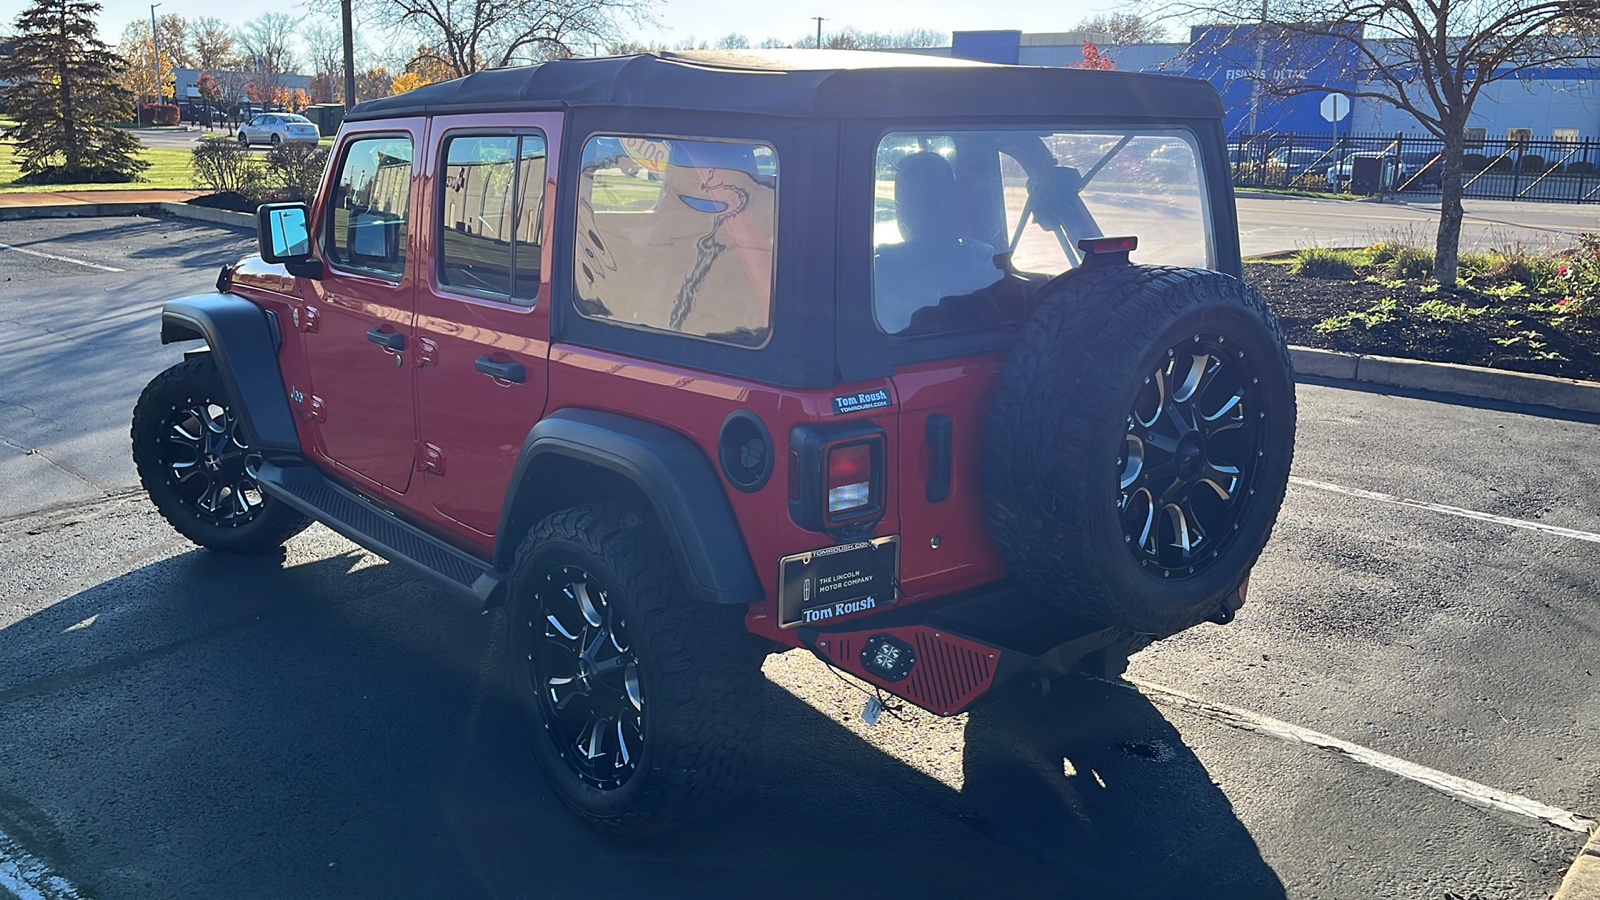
[778,536,899,628]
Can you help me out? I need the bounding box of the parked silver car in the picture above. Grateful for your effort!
[237,113,321,147]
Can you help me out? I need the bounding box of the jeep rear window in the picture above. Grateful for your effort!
[439,133,547,303]
[327,136,413,280]
[574,136,776,348]
[872,129,1212,336]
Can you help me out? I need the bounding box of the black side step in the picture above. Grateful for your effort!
[256,460,502,605]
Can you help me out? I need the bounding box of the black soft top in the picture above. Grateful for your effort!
[344,49,1224,122]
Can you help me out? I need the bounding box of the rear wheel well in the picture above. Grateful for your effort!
[498,454,661,572]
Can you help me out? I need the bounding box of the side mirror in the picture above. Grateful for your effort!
[257,202,322,278]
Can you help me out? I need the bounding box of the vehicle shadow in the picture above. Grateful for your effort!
[0,544,1285,899]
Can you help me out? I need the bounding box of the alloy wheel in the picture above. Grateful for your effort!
[528,564,644,790]
[160,398,266,526]
[1117,333,1262,576]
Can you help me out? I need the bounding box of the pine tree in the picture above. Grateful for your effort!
[0,0,148,182]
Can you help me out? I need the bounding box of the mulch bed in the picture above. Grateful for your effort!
[1246,262,1600,382]
[187,192,256,213]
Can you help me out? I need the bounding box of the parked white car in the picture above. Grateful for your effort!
[237,114,321,147]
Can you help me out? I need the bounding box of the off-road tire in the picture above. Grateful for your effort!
[131,356,310,552]
[985,265,1296,636]
[506,502,766,836]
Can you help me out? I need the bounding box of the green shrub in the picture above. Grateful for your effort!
[265,142,330,203]
[1366,242,1433,279]
[191,140,265,200]
[1289,246,1364,279]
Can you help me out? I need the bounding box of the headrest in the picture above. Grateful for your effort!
[894,151,961,243]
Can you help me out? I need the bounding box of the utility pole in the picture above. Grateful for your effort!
[813,16,824,49]
[149,3,162,106]
[341,0,357,106]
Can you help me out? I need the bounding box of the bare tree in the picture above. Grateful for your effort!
[303,21,346,102]
[1153,0,1600,284]
[188,16,237,71]
[1073,13,1169,44]
[714,33,749,49]
[793,26,946,49]
[337,0,649,75]
[238,12,302,99]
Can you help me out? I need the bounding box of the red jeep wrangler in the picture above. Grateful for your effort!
[132,51,1296,834]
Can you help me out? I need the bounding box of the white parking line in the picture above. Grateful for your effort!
[0,826,86,900]
[1120,677,1598,834]
[0,242,124,273]
[1290,476,1600,545]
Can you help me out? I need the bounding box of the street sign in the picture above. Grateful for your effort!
[1321,93,1351,123]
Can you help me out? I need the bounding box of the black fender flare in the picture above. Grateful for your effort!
[496,409,763,606]
[161,293,300,455]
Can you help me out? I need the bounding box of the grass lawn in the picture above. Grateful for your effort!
[0,141,200,192]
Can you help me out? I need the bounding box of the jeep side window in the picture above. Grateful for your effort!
[326,136,413,279]
[574,135,775,347]
[437,132,546,302]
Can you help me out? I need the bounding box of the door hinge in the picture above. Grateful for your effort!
[308,394,326,422]
[292,305,320,333]
[414,336,439,368]
[416,441,445,475]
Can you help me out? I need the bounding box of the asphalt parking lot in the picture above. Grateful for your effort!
[1,216,1598,899]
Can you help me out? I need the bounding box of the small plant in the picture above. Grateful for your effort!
[1290,246,1364,279]
[1415,299,1488,322]
[1313,296,1398,333]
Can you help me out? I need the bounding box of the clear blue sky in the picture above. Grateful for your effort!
[88,0,1117,52]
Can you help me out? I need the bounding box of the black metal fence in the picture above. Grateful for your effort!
[1230,132,1600,203]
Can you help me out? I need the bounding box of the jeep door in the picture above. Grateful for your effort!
[297,125,424,494]
[412,115,559,541]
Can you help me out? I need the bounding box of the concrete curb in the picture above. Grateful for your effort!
[157,202,254,230]
[0,199,253,230]
[0,202,161,221]
[1555,828,1600,900]
[1290,346,1600,415]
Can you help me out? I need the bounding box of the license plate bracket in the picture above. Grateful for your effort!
[778,536,899,629]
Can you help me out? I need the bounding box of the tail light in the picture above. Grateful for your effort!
[828,443,873,514]
[790,423,886,536]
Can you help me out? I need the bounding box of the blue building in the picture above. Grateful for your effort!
[925,29,1600,142]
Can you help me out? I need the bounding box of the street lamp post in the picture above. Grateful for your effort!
[149,3,162,106]
[813,16,824,49]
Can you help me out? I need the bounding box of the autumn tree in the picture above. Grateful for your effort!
[188,16,237,71]
[1157,0,1600,285]
[1072,13,1169,44]
[117,19,182,101]
[359,66,395,100]
[0,0,147,182]
[1073,40,1117,69]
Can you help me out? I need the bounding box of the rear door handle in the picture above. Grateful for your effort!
[926,413,952,503]
[367,328,406,351]
[475,356,526,384]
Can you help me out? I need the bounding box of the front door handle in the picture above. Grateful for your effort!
[367,328,406,351]
[475,356,526,384]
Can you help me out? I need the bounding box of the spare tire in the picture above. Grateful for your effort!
[984,264,1296,636]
